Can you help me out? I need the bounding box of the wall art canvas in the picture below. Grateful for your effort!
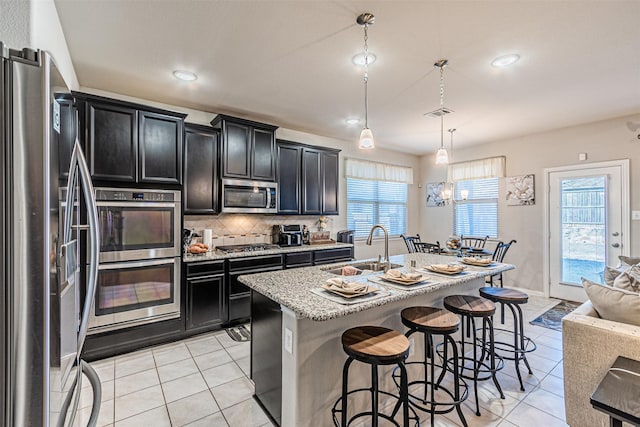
[426,182,446,207]
[506,174,535,206]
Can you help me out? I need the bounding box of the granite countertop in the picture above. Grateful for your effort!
[182,242,354,262]
[238,253,515,321]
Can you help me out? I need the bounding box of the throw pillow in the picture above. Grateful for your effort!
[582,278,640,326]
[618,255,640,266]
[613,264,640,293]
[604,265,624,286]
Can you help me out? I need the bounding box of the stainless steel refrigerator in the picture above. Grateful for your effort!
[1,43,101,426]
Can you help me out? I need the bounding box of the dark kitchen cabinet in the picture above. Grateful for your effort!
[321,150,339,215]
[211,114,277,181]
[313,247,354,265]
[276,139,340,215]
[75,92,186,184]
[186,261,226,331]
[183,124,219,214]
[86,100,138,182]
[301,148,322,215]
[226,254,283,325]
[55,94,77,179]
[276,142,302,214]
[139,111,183,184]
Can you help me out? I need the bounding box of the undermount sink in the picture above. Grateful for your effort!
[323,262,403,276]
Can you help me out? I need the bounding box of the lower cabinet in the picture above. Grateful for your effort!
[226,254,283,325]
[183,247,352,331]
[186,261,226,331]
[313,247,355,265]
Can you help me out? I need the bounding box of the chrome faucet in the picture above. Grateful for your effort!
[366,224,390,272]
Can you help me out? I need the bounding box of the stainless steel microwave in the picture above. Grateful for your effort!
[221,179,278,213]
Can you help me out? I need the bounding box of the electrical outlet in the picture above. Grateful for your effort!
[632,211,640,221]
[409,338,415,357]
[284,328,293,354]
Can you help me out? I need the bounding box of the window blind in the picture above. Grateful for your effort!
[453,178,499,238]
[347,178,408,238]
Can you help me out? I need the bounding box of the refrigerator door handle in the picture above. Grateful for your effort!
[64,137,100,352]
[75,140,100,352]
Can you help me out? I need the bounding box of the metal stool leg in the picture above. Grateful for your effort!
[470,317,481,416]
[447,334,468,427]
[516,304,534,375]
[399,361,410,427]
[487,317,505,399]
[341,357,353,427]
[506,303,525,391]
[371,363,379,427]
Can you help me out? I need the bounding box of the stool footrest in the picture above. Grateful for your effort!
[331,388,419,427]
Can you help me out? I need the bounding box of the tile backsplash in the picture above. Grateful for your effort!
[184,214,338,246]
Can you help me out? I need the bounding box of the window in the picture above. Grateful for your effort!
[453,177,499,238]
[347,178,407,238]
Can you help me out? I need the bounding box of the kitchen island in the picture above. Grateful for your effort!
[239,252,515,427]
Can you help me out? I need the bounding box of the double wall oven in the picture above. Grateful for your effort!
[88,188,181,333]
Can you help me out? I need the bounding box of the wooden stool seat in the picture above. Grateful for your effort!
[401,306,460,334]
[479,287,528,304]
[444,295,496,317]
[342,326,410,363]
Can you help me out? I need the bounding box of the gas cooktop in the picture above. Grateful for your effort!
[216,243,281,254]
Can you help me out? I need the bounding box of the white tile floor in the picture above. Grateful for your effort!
[76,295,568,427]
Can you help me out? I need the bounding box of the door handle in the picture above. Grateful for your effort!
[612,232,620,237]
[611,243,621,248]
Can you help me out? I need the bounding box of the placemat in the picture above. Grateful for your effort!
[310,287,390,305]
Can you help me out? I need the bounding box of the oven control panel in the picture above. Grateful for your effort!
[94,188,181,202]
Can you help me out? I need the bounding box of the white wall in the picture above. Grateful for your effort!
[0,1,31,48]
[419,113,640,294]
[0,0,78,90]
[80,87,421,260]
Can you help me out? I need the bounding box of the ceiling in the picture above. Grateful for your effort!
[54,0,640,155]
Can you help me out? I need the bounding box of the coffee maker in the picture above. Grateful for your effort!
[272,224,303,247]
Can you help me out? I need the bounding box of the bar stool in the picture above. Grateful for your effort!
[442,295,505,416]
[393,306,469,427]
[331,326,419,427]
[479,287,536,391]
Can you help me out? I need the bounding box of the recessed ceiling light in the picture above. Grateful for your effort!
[491,54,520,68]
[352,52,377,66]
[173,70,198,81]
[345,118,361,125]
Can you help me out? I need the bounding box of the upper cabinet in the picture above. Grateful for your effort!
[138,111,183,184]
[54,94,78,180]
[75,92,186,184]
[276,139,340,215]
[211,115,277,182]
[275,142,302,214]
[183,123,219,214]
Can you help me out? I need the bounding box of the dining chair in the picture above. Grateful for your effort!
[488,239,517,287]
[414,241,442,254]
[401,234,421,253]
[460,235,489,249]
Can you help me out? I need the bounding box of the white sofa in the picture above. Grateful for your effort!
[562,301,640,427]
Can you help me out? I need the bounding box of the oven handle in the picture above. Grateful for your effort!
[96,201,178,208]
[97,258,178,270]
[266,189,271,209]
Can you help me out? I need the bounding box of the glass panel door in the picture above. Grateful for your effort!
[548,161,628,302]
[560,176,606,284]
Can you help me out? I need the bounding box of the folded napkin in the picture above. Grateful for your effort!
[462,257,492,265]
[429,264,465,273]
[384,269,422,281]
[340,265,361,276]
[325,278,368,294]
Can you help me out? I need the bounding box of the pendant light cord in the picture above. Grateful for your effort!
[363,23,369,128]
[439,65,445,149]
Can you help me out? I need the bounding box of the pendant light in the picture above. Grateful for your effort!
[442,128,457,202]
[357,13,375,149]
[434,59,449,164]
